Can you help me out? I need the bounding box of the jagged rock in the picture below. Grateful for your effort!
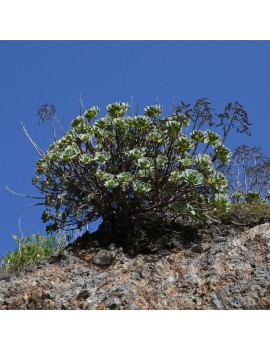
[0,222,270,309]
[0,268,10,282]
[92,250,115,266]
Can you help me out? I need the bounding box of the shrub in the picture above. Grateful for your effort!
[221,202,270,226]
[29,99,250,247]
[18,98,249,249]
[221,144,270,203]
[1,232,66,273]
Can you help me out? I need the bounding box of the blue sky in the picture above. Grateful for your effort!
[1,40,270,257]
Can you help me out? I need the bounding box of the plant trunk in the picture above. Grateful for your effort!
[101,204,136,248]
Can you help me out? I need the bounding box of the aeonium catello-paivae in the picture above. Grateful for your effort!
[32,102,231,238]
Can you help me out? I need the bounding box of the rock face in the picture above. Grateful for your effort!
[0,223,270,310]
[92,250,115,266]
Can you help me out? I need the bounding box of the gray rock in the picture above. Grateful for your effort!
[108,243,117,251]
[104,297,121,309]
[83,300,98,310]
[166,272,177,286]
[93,250,114,266]
[262,230,270,239]
[92,273,107,286]
[209,292,224,309]
[0,269,10,282]
[45,290,56,299]
[1,222,270,310]
[77,289,91,300]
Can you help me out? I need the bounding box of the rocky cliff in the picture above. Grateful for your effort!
[0,222,270,309]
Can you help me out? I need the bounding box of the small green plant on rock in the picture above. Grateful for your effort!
[221,202,270,227]
[1,232,66,273]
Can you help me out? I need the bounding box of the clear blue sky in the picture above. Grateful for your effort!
[1,40,270,257]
